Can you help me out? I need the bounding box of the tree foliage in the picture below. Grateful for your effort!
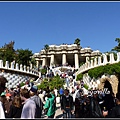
[15,49,33,66]
[44,44,49,53]
[40,68,47,75]
[88,62,120,79]
[0,41,35,67]
[83,84,89,90]
[74,38,81,46]
[111,38,120,52]
[76,73,83,81]
[37,76,65,90]
[0,41,15,64]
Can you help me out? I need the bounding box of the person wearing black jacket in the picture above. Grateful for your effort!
[107,92,120,118]
[60,89,74,118]
[89,90,103,118]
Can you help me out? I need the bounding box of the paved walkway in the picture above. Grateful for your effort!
[41,103,63,119]
[42,103,75,119]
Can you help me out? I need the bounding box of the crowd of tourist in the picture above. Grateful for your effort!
[1,69,120,119]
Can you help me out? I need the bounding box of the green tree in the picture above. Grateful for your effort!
[74,38,81,46]
[15,49,33,67]
[44,44,49,53]
[0,41,15,64]
[37,76,65,90]
[112,38,120,52]
[30,57,36,67]
[40,68,47,75]
[43,44,49,66]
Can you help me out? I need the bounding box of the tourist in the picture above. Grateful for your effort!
[107,92,120,117]
[9,88,15,101]
[0,76,8,118]
[8,95,23,118]
[20,88,36,118]
[38,90,45,105]
[65,75,70,88]
[61,89,74,118]
[44,91,56,118]
[89,90,103,118]
[29,85,43,118]
[59,87,64,103]
[74,89,84,118]
[4,93,12,118]
[82,91,91,118]
[102,90,115,116]
[54,87,58,97]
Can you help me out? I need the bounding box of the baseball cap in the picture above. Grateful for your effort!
[30,85,38,93]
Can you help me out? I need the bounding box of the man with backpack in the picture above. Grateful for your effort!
[29,85,43,118]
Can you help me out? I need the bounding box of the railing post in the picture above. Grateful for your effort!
[11,61,15,69]
[24,65,26,72]
[27,66,30,72]
[117,52,120,62]
[20,64,23,71]
[0,60,3,68]
[98,56,101,65]
[15,63,19,70]
[5,61,9,69]
[109,53,115,64]
[103,54,108,65]
[94,57,97,67]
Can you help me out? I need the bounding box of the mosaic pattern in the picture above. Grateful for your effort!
[0,71,37,89]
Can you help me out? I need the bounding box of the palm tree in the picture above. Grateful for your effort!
[44,44,49,67]
[74,38,81,46]
[44,44,49,53]
[111,38,120,52]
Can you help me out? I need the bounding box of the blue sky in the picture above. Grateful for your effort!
[0,1,120,54]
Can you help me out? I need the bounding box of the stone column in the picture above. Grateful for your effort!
[86,56,89,62]
[74,53,79,69]
[36,60,39,69]
[50,54,55,66]
[62,53,67,65]
[42,58,46,67]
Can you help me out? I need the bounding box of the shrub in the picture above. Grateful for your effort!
[40,68,47,75]
[20,82,25,87]
[83,84,89,90]
[76,73,83,81]
[88,62,120,79]
[37,76,65,91]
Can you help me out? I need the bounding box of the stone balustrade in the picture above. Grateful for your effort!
[0,60,39,89]
[76,52,120,75]
[0,60,39,76]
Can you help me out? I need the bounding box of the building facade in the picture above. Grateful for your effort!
[33,44,101,69]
